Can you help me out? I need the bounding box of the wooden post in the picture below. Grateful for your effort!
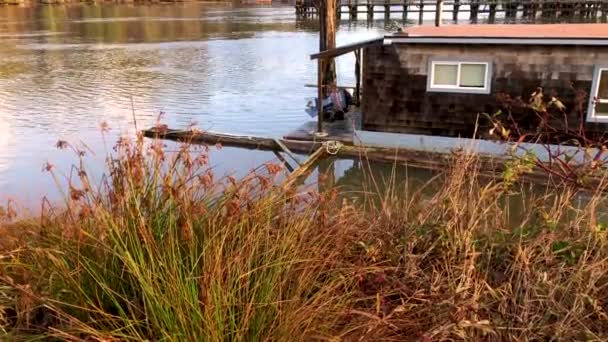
[470,0,479,21]
[319,0,337,87]
[452,0,460,21]
[350,0,358,19]
[403,0,408,19]
[435,0,443,26]
[418,0,424,24]
[531,0,540,19]
[541,0,554,17]
[385,0,391,19]
[354,49,361,106]
[489,0,497,22]
[592,1,600,18]
[522,0,530,17]
[505,1,518,18]
[317,58,324,133]
[317,0,337,134]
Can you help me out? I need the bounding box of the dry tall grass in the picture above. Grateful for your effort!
[1,131,608,341]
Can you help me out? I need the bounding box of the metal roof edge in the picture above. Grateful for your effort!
[310,37,384,60]
[384,35,608,46]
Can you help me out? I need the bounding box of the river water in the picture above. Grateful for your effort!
[0,3,577,207]
[1,3,447,206]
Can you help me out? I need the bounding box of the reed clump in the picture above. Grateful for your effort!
[1,129,608,341]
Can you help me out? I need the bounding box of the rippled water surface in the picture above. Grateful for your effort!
[0,3,397,204]
[1,2,576,205]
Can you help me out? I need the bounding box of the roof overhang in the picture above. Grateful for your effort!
[385,36,608,46]
[310,37,383,60]
[310,33,608,60]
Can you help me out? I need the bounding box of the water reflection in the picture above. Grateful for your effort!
[0,2,601,206]
[0,4,388,204]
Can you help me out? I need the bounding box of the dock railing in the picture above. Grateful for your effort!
[297,0,608,21]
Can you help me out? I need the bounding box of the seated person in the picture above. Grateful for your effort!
[305,85,353,122]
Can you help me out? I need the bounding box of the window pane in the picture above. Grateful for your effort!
[598,70,608,99]
[433,64,458,86]
[459,63,486,88]
[596,102,608,117]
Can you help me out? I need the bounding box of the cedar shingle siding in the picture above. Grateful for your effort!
[361,44,608,137]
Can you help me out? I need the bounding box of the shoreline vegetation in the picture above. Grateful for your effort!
[2,125,608,340]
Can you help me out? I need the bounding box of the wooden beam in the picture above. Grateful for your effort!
[310,38,382,60]
[272,150,295,173]
[304,84,356,90]
[141,128,453,170]
[281,146,327,189]
[143,128,321,154]
[274,138,302,166]
[142,126,608,189]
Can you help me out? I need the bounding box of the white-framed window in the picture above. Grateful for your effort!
[587,67,608,123]
[427,60,491,94]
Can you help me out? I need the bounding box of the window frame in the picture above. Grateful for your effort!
[426,59,492,95]
[586,65,608,123]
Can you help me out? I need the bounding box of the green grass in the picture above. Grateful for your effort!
[2,132,608,341]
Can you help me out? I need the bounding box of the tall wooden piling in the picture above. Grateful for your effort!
[321,0,337,86]
[403,0,409,19]
[418,0,424,24]
[317,0,338,133]
[354,49,361,106]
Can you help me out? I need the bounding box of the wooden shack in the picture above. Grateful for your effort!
[312,24,608,143]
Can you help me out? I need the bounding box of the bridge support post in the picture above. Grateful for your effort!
[384,0,391,18]
[470,0,479,21]
[435,0,443,26]
[452,0,459,21]
[349,0,358,19]
[489,0,497,23]
[505,1,519,18]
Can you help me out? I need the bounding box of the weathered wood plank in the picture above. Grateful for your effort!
[281,147,327,189]
[143,128,322,154]
[142,127,608,191]
[141,127,461,171]
[274,138,303,166]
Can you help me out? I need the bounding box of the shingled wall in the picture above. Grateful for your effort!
[361,43,608,137]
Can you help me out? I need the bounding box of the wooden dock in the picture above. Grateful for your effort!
[141,125,460,171]
[141,125,608,190]
[296,0,608,21]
